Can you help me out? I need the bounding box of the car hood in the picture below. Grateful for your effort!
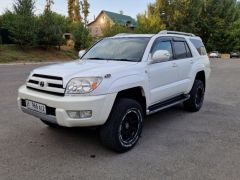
[31,60,139,81]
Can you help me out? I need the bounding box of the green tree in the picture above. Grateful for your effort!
[81,0,90,25]
[37,11,68,48]
[68,0,75,21]
[102,21,132,37]
[200,0,239,51]
[7,0,37,47]
[0,10,16,29]
[136,3,164,33]
[137,0,240,52]
[0,11,16,44]
[70,22,92,50]
[74,0,82,22]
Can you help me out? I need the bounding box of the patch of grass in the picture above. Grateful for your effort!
[0,45,78,63]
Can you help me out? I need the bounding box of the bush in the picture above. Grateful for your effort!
[1,11,16,44]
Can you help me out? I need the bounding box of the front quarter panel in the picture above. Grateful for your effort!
[107,73,150,106]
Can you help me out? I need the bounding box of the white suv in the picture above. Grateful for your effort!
[18,31,211,152]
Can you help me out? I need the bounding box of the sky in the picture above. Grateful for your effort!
[0,0,155,21]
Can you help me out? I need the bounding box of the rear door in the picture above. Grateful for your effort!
[172,38,194,93]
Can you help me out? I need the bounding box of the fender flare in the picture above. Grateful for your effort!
[107,74,150,106]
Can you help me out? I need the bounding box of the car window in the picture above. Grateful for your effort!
[173,41,189,59]
[190,39,207,56]
[151,40,173,60]
[185,43,192,57]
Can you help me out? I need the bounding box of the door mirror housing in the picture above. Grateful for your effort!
[79,50,86,59]
[151,50,170,64]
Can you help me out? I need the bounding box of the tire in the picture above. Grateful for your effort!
[40,119,59,128]
[184,80,205,112]
[100,98,144,153]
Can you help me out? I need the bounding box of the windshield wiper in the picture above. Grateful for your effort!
[85,58,138,62]
[111,58,138,62]
[85,57,106,60]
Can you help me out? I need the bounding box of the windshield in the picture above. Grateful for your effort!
[82,37,150,62]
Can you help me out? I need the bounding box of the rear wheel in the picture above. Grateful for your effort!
[184,80,205,112]
[100,98,143,153]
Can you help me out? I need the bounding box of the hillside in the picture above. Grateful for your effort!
[0,45,78,63]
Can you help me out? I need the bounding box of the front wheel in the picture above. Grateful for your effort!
[100,98,144,153]
[184,80,205,112]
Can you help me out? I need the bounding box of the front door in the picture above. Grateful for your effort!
[148,38,179,105]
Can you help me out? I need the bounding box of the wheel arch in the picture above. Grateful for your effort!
[115,87,147,115]
[195,70,206,88]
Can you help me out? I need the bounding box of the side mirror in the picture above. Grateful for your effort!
[151,50,170,63]
[79,50,86,59]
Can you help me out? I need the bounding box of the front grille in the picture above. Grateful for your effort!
[21,99,56,116]
[48,83,63,88]
[28,79,39,85]
[32,74,62,80]
[27,87,65,96]
[26,74,65,96]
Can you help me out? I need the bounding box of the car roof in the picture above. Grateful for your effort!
[111,31,201,40]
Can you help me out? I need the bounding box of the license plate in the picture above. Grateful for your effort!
[26,100,46,114]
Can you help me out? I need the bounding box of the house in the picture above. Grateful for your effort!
[87,10,137,38]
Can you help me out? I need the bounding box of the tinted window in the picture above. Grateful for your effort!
[151,41,173,60]
[190,39,207,55]
[173,41,188,59]
[185,43,192,57]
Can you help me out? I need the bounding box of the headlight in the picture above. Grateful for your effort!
[65,77,103,94]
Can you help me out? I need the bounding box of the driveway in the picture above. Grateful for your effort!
[0,59,240,180]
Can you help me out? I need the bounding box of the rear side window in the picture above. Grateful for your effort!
[190,39,207,56]
[173,41,191,59]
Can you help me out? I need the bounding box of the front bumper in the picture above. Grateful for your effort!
[18,85,117,127]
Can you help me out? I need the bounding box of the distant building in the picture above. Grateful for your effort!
[87,10,137,38]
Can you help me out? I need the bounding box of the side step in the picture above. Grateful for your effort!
[147,94,190,115]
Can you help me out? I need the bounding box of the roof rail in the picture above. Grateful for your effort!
[114,33,135,37]
[159,30,195,37]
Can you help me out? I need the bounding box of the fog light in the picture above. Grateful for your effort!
[67,110,92,119]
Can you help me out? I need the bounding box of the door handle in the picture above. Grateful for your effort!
[172,62,177,67]
[190,59,194,64]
